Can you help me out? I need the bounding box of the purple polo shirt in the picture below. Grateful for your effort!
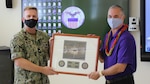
[101,26,137,80]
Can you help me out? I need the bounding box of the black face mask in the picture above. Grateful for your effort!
[25,19,38,28]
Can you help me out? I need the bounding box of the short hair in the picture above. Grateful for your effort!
[24,6,37,12]
[109,5,125,15]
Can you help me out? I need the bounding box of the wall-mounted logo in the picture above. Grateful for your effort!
[62,6,85,29]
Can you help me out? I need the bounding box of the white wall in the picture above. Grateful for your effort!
[0,0,150,84]
[0,0,21,46]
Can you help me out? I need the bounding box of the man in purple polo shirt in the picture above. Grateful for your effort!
[88,5,137,84]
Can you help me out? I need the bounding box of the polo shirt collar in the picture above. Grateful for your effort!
[110,25,124,38]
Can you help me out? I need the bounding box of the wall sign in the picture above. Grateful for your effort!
[62,6,85,29]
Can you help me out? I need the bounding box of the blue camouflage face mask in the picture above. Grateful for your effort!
[107,18,123,29]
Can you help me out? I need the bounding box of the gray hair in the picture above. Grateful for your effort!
[109,5,125,16]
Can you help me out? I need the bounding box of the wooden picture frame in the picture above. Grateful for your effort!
[50,33,100,76]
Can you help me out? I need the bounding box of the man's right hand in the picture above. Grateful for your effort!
[41,66,58,75]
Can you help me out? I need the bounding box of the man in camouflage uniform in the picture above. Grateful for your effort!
[10,6,57,84]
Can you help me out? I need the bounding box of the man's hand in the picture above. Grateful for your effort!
[41,66,58,75]
[87,34,96,36]
[88,71,100,80]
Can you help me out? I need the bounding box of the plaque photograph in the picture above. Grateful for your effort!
[50,33,100,76]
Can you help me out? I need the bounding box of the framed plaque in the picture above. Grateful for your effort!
[50,33,100,76]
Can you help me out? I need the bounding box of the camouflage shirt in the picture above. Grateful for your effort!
[10,28,50,84]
